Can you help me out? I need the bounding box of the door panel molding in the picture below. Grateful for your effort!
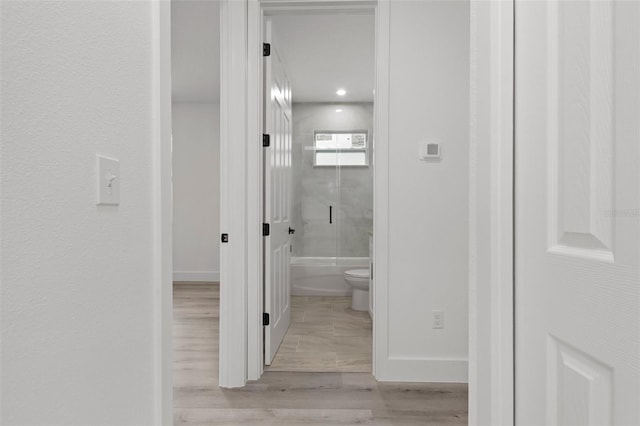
[546,0,615,262]
[546,335,613,426]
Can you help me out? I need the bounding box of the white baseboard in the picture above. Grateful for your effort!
[376,357,468,383]
[173,271,220,282]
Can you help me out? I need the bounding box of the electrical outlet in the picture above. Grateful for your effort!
[432,310,444,329]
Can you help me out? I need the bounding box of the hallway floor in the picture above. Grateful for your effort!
[266,296,372,372]
[173,282,468,425]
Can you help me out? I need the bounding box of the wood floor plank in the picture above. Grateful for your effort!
[173,282,468,425]
[268,295,373,372]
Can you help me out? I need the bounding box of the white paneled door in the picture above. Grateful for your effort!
[263,20,292,365]
[515,1,639,424]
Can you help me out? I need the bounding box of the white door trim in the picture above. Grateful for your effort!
[468,0,514,425]
[157,2,517,423]
[152,0,173,423]
[371,0,390,380]
[246,0,264,381]
[152,0,521,416]
[218,0,250,388]
[245,0,381,382]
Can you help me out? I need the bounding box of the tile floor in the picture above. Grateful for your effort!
[173,282,468,425]
[266,296,373,372]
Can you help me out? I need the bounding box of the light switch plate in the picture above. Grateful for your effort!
[97,155,120,205]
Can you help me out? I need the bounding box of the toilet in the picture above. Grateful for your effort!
[343,269,370,311]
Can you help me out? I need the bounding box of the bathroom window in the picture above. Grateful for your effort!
[313,131,368,167]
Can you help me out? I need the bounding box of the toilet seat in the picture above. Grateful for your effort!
[344,269,369,279]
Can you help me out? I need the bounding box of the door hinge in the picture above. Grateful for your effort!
[263,312,270,326]
[263,43,271,57]
[221,233,229,243]
[263,134,270,147]
[263,223,270,236]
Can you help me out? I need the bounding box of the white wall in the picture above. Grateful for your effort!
[1,2,161,424]
[171,0,220,103]
[172,103,220,281]
[384,0,470,381]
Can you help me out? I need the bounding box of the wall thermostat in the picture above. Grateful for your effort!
[419,141,441,160]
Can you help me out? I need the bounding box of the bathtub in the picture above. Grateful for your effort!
[291,257,370,296]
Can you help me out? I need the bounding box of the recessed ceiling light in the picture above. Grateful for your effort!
[336,89,346,96]
[336,109,343,113]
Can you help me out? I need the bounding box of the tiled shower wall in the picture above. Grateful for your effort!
[291,103,373,258]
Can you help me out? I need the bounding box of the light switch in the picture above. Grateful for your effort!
[97,155,120,205]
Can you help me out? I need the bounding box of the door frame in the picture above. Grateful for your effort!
[245,0,381,381]
[152,0,514,425]
[156,0,516,424]
[152,0,173,424]
[218,0,251,388]
[468,0,515,424]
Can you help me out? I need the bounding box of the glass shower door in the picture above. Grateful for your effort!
[293,129,372,264]
[294,135,339,262]
[335,131,373,265]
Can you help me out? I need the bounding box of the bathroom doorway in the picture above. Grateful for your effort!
[262,11,375,373]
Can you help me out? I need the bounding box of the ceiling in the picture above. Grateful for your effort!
[271,13,375,103]
[171,0,220,103]
[171,3,374,103]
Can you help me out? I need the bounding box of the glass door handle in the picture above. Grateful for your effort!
[288,227,296,235]
[329,205,333,224]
